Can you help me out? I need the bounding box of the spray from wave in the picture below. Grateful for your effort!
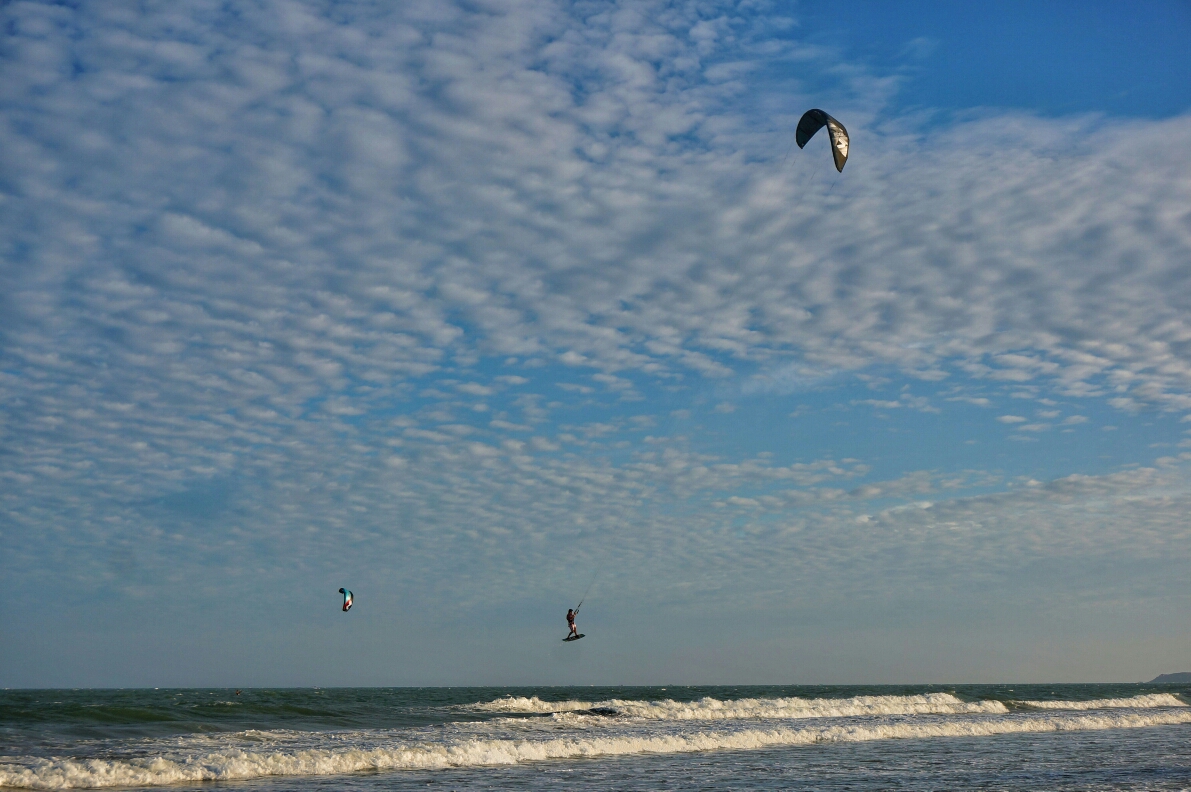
[473,693,1008,719]
[1014,693,1185,710]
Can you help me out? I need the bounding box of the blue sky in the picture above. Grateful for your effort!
[2,0,1191,687]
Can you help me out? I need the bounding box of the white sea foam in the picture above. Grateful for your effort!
[5,709,1190,789]
[475,693,1008,719]
[473,696,593,713]
[1014,693,1186,710]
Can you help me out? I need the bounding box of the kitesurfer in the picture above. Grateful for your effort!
[566,607,579,639]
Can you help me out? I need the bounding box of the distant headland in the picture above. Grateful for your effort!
[1149,672,1191,683]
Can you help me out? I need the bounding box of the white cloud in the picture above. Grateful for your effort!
[3,0,1191,683]
[857,399,902,409]
[489,419,532,432]
[854,393,937,413]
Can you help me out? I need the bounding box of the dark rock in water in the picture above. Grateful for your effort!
[584,707,619,716]
[1149,672,1191,683]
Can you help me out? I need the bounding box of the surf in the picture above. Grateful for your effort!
[5,707,1191,789]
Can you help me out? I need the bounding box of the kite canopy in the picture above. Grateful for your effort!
[339,588,353,612]
[795,109,849,172]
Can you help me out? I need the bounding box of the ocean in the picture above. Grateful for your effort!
[2,685,1190,790]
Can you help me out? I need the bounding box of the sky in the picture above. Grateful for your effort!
[2,0,1191,688]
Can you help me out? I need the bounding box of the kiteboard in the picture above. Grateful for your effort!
[563,634,585,642]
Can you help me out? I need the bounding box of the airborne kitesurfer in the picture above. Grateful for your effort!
[566,607,579,639]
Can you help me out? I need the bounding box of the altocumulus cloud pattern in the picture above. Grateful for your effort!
[2,0,1191,684]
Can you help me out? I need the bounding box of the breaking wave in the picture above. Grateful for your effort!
[4,709,1190,789]
[1014,693,1186,710]
[473,693,1008,719]
[473,696,592,713]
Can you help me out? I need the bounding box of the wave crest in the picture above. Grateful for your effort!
[477,693,1007,720]
[4,709,1190,789]
[1015,693,1186,710]
[472,696,592,713]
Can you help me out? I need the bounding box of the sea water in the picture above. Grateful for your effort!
[2,685,1190,790]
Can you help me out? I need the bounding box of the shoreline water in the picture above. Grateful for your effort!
[2,685,1189,790]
